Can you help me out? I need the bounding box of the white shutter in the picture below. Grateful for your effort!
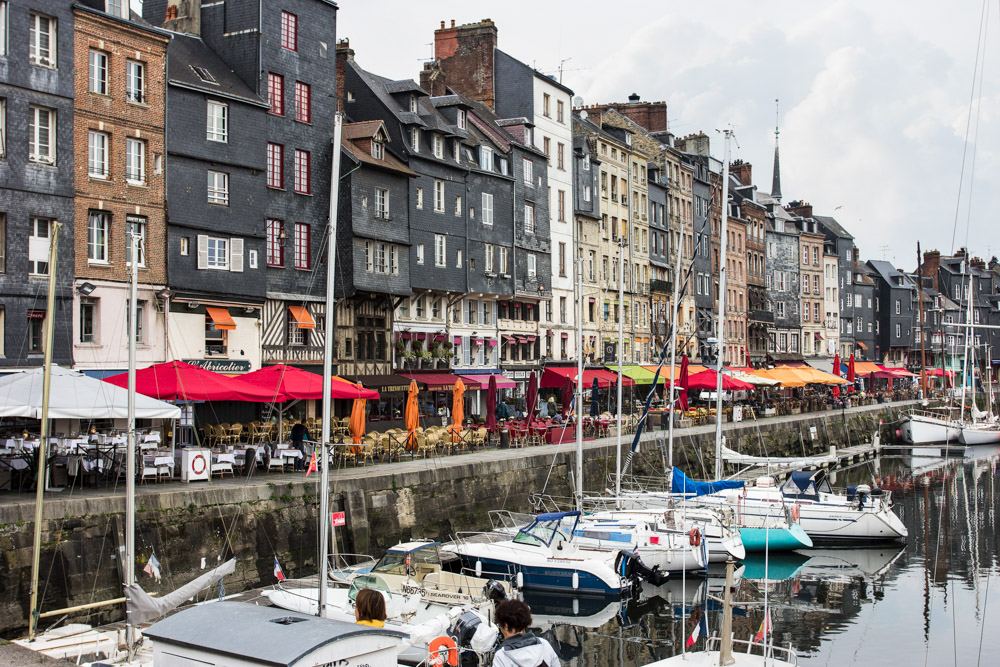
[230,237,244,272]
[197,234,208,269]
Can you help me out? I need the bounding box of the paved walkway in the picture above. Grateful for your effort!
[0,400,917,514]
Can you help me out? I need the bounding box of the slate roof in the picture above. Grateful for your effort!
[867,260,915,291]
[496,48,575,96]
[143,601,404,666]
[350,63,427,128]
[341,121,416,177]
[813,215,853,241]
[166,33,266,107]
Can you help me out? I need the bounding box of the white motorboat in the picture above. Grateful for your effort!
[901,411,962,444]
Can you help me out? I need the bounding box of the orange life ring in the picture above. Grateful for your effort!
[428,636,458,666]
[688,528,702,547]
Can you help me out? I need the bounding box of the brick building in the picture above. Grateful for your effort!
[72,3,170,376]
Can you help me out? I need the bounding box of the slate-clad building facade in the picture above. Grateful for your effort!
[0,1,77,368]
[868,259,915,365]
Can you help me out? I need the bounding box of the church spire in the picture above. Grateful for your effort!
[771,98,782,202]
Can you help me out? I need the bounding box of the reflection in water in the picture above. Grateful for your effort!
[538,446,1000,665]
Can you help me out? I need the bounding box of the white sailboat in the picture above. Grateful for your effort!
[959,344,1000,444]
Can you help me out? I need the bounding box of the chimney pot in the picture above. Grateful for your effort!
[440,20,445,29]
[451,19,456,27]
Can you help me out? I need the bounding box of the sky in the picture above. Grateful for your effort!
[332,0,1000,268]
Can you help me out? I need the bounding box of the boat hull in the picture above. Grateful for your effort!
[455,554,623,596]
[739,523,812,551]
[901,414,961,444]
[959,426,1000,445]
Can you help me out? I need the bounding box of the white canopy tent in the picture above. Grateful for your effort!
[0,366,180,420]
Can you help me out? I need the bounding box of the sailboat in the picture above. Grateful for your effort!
[958,344,1000,444]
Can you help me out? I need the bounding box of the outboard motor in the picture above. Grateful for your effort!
[483,579,507,604]
[855,483,871,509]
[615,549,669,588]
[448,610,487,667]
[846,485,857,501]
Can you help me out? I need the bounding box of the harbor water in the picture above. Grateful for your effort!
[539,446,1000,666]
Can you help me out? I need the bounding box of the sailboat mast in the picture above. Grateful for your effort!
[125,231,139,651]
[616,237,625,507]
[318,113,344,616]
[714,130,733,480]
[27,222,61,641]
[575,256,584,511]
[666,208,684,469]
[960,269,973,420]
[917,242,928,398]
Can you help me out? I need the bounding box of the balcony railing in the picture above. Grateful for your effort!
[497,318,539,332]
[748,309,774,324]
[650,278,672,293]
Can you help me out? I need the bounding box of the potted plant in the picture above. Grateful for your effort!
[418,348,434,369]
[401,348,417,369]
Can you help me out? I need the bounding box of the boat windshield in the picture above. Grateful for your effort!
[513,513,579,547]
[373,544,440,575]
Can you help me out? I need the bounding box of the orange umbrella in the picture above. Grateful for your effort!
[349,394,367,447]
[449,378,465,443]
[405,379,419,451]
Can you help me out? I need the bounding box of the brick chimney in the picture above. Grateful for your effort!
[785,200,813,218]
[163,0,200,35]
[431,18,498,110]
[970,256,987,270]
[921,249,941,291]
[731,159,753,186]
[419,60,449,97]
[675,132,710,157]
[585,97,668,133]
[335,39,355,113]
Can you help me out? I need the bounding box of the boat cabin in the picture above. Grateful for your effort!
[512,511,581,548]
[780,470,833,499]
[370,540,463,579]
[143,601,404,666]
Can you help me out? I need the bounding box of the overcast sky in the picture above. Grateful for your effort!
[333,0,1000,267]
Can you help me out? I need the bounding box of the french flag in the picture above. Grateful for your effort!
[686,608,707,648]
[273,556,286,582]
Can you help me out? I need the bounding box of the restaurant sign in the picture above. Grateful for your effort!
[184,359,252,374]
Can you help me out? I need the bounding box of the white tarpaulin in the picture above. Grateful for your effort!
[0,366,181,420]
[721,443,837,467]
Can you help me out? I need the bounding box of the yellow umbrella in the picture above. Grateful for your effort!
[405,379,419,451]
[449,378,465,443]
[349,394,367,448]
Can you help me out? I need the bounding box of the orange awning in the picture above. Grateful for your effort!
[853,361,882,375]
[205,306,236,330]
[288,305,316,330]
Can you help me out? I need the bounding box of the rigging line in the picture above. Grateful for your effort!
[950,0,990,252]
[963,0,991,252]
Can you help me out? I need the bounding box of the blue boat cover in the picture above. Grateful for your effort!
[671,467,744,497]
[535,511,581,521]
[787,470,817,492]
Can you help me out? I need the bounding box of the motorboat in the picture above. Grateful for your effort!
[901,411,962,444]
[441,511,665,596]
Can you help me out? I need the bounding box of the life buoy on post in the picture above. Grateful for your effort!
[688,528,702,547]
[191,453,207,476]
[428,636,458,666]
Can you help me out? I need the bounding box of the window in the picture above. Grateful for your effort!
[294,150,311,194]
[207,101,228,142]
[29,13,56,67]
[467,299,478,325]
[479,146,493,171]
[415,187,424,209]
[558,190,566,222]
[267,143,284,188]
[409,95,418,113]
[527,253,537,278]
[410,128,420,152]
[294,81,311,123]
[452,140,461,162]
[30,106,55,164]
[190,65,217,84]
[372,139,384,160]
[432,134,444,159]
[280,11,298,51]
[87,212,109,263]
[499,157,509,175]
[203,236,229,270]
[267,72,284,115]
[266,219,284,266]
[125,138,146,184]
[485,243,494,273]
[523,159,533,186]
[205,313,227,355]
[28,313,44,353]
[454,195,462,217]
[88,131,109,178]
[89,50,108,95]
[433,180,445,212]
[180,237,189,256]
[457,109,466,129]
[524,203,535,234]
[543,136,551,157]
[0,99,5,158]
[434,234,446,267]
[207,170,229,205]
[126,60,145,103]
[294,223,310,269]
[287,317,305,346]
[584,185,591,202]
[481,193,494,226]
[558,242,566,277]
[557,100,565,123]
[416,243,424,265]
[29,217,52,275]
[499,246,509,274]
[557,143,565,170]
[79,299,97,343]
[895,299,901,315]
[0,2,6,57]
[0,214,4,273]
[126,216,146,266]
[776,302,785,318]
[542,93,551,117]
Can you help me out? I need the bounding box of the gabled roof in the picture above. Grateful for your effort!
[350,62,428,128]
[813,215,853,240]
[165,33,266,107]
[342,119,385,141]
[384,79,427,95]
[867,260,915,291]
[341,121,416,177]
[496,48,575,96]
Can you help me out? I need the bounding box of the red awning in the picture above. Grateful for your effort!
[487,338,498,348]
[879,366,916,378]
[685,369,755,391]
[560,332,569,339]
[401,372,462,391]
[452,336,463,345]
[540,367,634,389]
[458,373,517,390]
[104,361,277,402]
[240,364,379,400]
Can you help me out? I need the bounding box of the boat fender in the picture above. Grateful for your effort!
[475,560,482,578]
[516,571,524,589]
[428,636,459,666]
[688,528,702,547]
[572,571,579,590]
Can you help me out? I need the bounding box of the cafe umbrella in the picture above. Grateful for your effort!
[485,375,498,432]
[404,380,419,451]
[450,378,465,443]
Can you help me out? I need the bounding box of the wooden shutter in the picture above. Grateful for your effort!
[197,234,208,269]
[230,237,244,272]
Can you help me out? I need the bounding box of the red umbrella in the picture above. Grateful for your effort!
[240,364,379,400]
[677,356,690,411]
[847,354,856,383]
[526,371,538,421]
[745,350,752,369]
[105,361,277,402]
[831,353,842,398]
[561,378,574,417]
[485,374,498,431]
[685,369,755,392]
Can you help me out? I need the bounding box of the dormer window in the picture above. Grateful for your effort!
[453,140,461,162]
[372,139,384,160]
[479,146,494,171]
[410,127,420,153]
[409,95,417,113]
[432,134,444,159]
[457,110,466,129]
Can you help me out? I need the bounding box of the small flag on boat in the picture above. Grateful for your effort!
[143,552,161,582]
[685,608,706,648]
[273,556,286,582]
[305,450,318,477]
[754,608,772,643]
